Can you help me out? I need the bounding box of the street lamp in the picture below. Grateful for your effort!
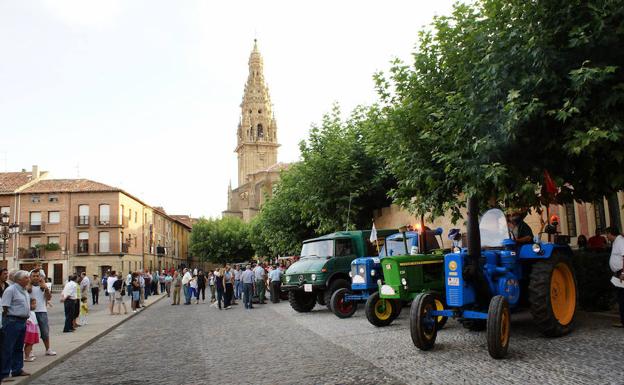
[0,212,19,262]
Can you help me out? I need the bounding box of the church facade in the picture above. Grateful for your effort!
[223,40,288,222]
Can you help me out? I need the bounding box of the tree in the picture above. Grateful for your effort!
[190,217,254,264]
[372,0,624,220]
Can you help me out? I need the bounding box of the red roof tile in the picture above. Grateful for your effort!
[21,179,120,194]
[0,172,34,193]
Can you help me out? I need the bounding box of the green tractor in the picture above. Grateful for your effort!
[366,227,448,327]
[283,229,395,312]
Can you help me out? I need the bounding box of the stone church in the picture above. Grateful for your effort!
[223,40,288,222]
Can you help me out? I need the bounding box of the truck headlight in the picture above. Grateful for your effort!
[349,271,353,277]
[532,243,543,254]
[311,274,316,281]
[370,270,376,277]
[401,278,407,286]
[453,246,461,253]
[359,267,365,274]
[285,276,290,283]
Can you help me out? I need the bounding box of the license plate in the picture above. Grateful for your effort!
[447,277,460,286]
[304,284,312,292]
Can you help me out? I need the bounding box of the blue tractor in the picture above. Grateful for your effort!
[410,204,577,359]
[330,256,382,318]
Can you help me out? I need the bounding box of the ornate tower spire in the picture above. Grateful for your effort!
[235,39,279,186]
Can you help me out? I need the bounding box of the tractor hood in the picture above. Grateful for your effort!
[285,257,327,275]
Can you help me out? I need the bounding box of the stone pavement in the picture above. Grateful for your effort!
[26,297,624,385]
[13,292,165,385]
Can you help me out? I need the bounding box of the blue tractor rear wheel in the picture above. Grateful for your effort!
[410,293,438,350]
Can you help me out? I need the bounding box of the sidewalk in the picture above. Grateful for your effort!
[11,293,166,385]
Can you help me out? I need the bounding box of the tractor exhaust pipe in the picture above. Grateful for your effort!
[466,196,481,265]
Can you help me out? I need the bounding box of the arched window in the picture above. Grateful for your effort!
[257,124,264,138]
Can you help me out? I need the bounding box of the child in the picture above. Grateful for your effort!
[79,295,89,325]
[190,275,198,304]
[24,298,39,362]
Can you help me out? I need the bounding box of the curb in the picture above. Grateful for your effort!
[18,294,166,385]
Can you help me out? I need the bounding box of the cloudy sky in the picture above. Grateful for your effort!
[0,0,456,218]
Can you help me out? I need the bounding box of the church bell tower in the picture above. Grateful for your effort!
[235,39,279,186]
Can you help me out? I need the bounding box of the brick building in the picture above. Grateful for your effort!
[0,166,192,284]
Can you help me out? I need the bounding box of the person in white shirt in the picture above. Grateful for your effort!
[60,275,78,333]
[29,270,56,356]
[606,226,624,327]
[107,272,118,315]
[79,272,90,296]
[182,268,192,305]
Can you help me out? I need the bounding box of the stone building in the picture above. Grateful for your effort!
[223,40,288,222]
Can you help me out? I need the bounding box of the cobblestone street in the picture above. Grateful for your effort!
[30,297,622,385]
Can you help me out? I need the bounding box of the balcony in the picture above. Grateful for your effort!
[75,216,90,227]
[94,216,128,228]
[94,242,130,255]
[20,222,46,234]
[18,247,40,259]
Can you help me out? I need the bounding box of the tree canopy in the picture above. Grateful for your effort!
[189,217,254,264]
[371,0,624,221]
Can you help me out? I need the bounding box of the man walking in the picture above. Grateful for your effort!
[61,275,78,333]
[79,271,90,303]
[91,274,100,305]
[268,265,283,303]
[234,265,242,301]
[241,265,255,309]
[172,271,182,305]
[182,268,192,305]
[107,271,118,315]
[253,263,267,304]
[29,269,56,357]
[1,270,31,380]
[606,226,624,327]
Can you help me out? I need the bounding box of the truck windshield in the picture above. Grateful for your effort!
[480,208,510,247]
[300,240,334,258]
[380,239,408,256]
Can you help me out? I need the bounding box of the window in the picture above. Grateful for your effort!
[30,237,41,248]
[1,207,10,216]
[594,200,607,231]
[48,211,60,224]
[258,109,262,114]
[129,208,132,221]
[48,195,59,203]
[78,232,89,253]
[564,202,577,237]
[99,204,110,225]
[608,193,622,229]
[78,205,89,225]
[98,232,110,253]
[47,236,60,246]
[257,124,264,138]
[29,212,42,231]
[31,195,40,203]
[135,211,137,223]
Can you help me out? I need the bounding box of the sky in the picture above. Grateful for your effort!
[0,0,457,218]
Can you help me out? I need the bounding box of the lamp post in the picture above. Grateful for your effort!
[1,212,19,262]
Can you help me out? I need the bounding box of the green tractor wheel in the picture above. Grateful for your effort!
[331,288,358,318]
[486,295,510,359]
[410,293,438,350]
[288,290,316,312]
[365,291,399,327]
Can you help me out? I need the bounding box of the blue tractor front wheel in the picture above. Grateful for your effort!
[331,288,358,318]
[486,295,510,359]
[410,293,438,350]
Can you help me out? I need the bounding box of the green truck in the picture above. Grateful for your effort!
[283,229,395,312]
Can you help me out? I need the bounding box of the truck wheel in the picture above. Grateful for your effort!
[529,251,577,337]
[331,288,358,318]
[288,291,316,312]
[365,291,396,327]
[410,293,438,350]
[426,291,448,329]
[324,278,350,311]
[487,295,510,359]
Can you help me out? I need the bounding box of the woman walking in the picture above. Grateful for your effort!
[208,271,216,303]
[224,266,233,309]
[112,272,128,315]
[196,270,206,303]
[189,275,198,304]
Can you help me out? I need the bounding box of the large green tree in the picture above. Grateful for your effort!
[251,104,396,256]
[190,217,254,264]
[372,0,624,220]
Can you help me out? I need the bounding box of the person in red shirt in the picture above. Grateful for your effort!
[588,230,607,250]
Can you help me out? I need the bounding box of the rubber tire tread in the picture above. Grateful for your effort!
[528,251,577,337]
[365,291,395,327]
[486,295,510,359]
[331,288,358,318]
[410,293,437,350]
[288,290,316,312]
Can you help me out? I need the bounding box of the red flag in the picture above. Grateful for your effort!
[543,170,558,195]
